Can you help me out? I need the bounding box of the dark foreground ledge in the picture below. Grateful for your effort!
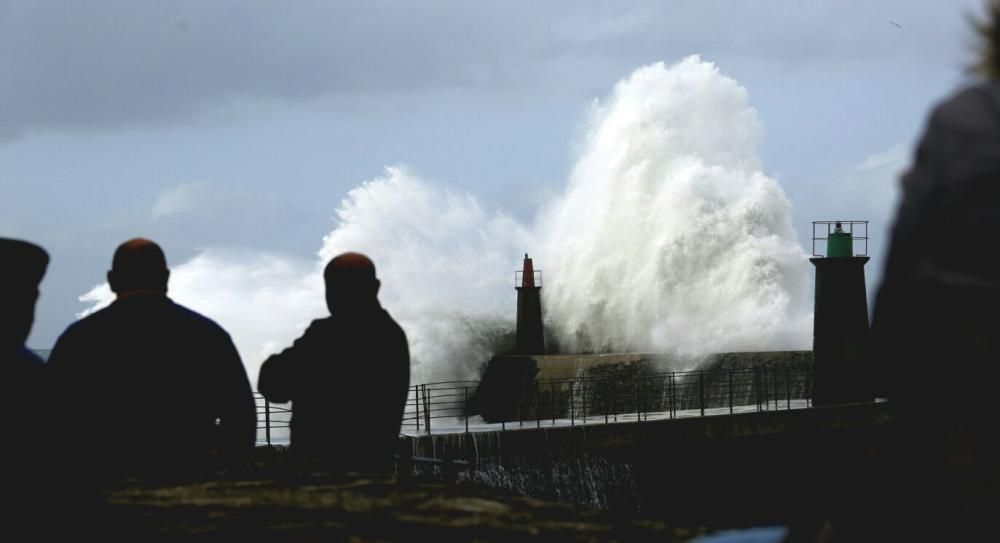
[100,471,707,542]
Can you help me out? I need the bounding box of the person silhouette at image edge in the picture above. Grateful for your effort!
[0,238,50,529]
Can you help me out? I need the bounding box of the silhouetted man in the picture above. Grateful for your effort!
[0,238,48,415]
[47,239,256,479]
[259,252,409,471]
[0,238,49,523]
[868,3,1000,538]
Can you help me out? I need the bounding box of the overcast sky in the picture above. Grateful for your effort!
[1,0,985,348]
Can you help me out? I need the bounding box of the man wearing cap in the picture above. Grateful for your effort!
[0,238,49,387]
[0,238,49,511]
[259,252,410,471]
[47,238,256,478]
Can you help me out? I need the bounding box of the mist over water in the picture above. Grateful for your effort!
[79,56,811,385]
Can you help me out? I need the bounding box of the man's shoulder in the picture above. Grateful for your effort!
[167,300,232,338]
[13,346,45,368]
[380,310,406,336]
[378,310,408,350]
[0,347,45,387]
[57,303,112,340]
[298,316,333,336]
[298,311,405,346]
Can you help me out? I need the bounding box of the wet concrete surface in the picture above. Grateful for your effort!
[97,468,708,542]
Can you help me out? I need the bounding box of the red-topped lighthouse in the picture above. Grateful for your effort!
[515,253,545,354]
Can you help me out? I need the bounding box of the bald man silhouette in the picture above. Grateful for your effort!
[259,252,410,471]
[48,239,256,479]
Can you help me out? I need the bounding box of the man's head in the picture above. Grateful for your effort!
[108,238,170,297]
[0,238,49,352]
[323,252,380,313]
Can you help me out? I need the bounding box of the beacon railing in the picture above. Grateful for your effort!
[812,220,869,257]
[253,365,815,441]
[514,270,542,287]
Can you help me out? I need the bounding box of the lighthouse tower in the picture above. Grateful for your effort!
[515,253,545,354]
[810,221,872,406]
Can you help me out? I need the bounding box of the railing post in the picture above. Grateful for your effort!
[635,377,640,423]
[669,373,676,419]
[761,367,766,411]
[786,366,791,410]
[598,380,614,424]
[699,371,705,417]
[762,367,768,411]
[422,384,431,434]
[414,385,420,433]
[465,387,469,433]
[582,379,587,424]
[265,398,272,446]
[754,368,764,411]
[519,381,524,428]
[728,369,734,415]
[639,377,645,422]
[570,381,575,426]
[611,379,622,422]
[536,382,541,428]
[773,366,778,411]
[759,367,764,410]
[551,380,556,426]
[806,367,812,407]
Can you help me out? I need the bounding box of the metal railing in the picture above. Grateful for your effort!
[404,380,481,435]
[514,270,542,287]
[255,394,291,446]
[254,365,815,440]
[398,365,814,435]
[812,220,869,257]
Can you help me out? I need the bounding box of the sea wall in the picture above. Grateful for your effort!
[470,351,813,422]
[405,401,893,524]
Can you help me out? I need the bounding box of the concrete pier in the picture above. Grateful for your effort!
[407,401,893,524]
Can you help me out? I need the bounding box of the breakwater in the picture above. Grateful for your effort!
[470,351,813,423]
[405,400,893,525]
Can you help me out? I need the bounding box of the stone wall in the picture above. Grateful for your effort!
[406,401,894,524]
[470,351,813,422]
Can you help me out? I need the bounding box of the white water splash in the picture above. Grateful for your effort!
[537,56,811,357]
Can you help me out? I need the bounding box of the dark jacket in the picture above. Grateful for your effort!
[872,83,1000,404]
[5,346,45,414]
[47,293,256,475]
[3,346,45,463]
[867,81,1000,541]
[258,303,409,470]
[2,347,49,530]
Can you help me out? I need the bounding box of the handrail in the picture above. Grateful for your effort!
[253,364,819,442]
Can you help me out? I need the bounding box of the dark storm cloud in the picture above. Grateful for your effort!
[0,0,982,139]
[0,1,540,139]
